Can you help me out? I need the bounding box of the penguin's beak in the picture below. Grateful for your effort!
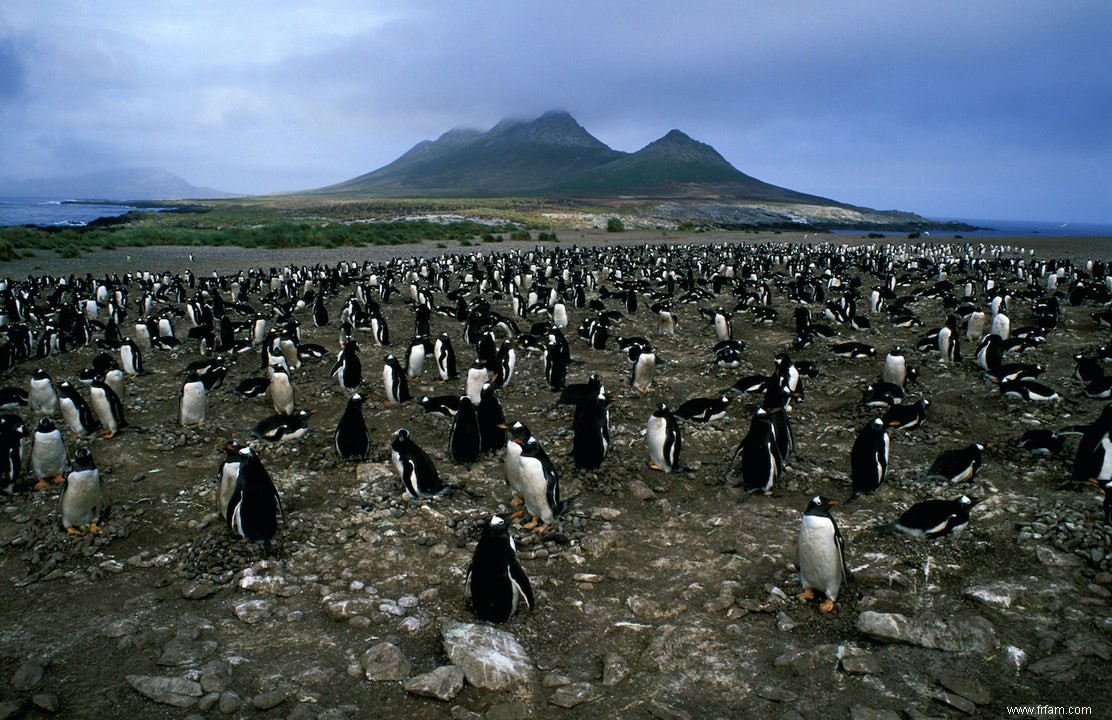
[1087,478,1100,487]
[968,496,986,506]
[497,424,509,430]
[826,499,840,506]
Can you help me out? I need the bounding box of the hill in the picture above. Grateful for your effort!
[0,167,233,201]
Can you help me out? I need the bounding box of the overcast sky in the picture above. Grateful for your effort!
[1,1,1109,222]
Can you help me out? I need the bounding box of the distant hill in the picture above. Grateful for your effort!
[0,167,233,201]
[313,110,839,205]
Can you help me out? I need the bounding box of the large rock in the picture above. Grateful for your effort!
[126,675,203,708]
[361,642,411,681]
[404,665,465,701]
[856,611,996,654]
[442,622,533,690]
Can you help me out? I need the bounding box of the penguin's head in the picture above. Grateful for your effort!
[36,417,55,433]
[351,393,364,405]
[32,368,49,380]
[959,495,985,508]
[73,447,94,467]
[394,428,411,443]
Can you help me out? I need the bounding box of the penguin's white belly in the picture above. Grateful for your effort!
[646,417,668,468]
[798,517,843,600]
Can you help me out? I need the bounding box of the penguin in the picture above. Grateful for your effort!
[629,346,657,393]
[334,393,371,461]
[674,395,730,424]
[502,421,531,502]
[236,376,271,398]
[390,428,447,498]
[516,435,574,528]
[796,495,847,613]
[434,332,458,381]
[849,418,889,500]
[29,368,59,415]
[118,338,146,376]
[882,347,907,387]
[975,334,1004,371]
[646,403,682,472]
[0,387,29,409]
[179,370,208,426]
[58,448,109,534]
[331,340,363,391]
[405,335,428,379]
[465,360,490,405]
[572,390,611,471]
[1015,429,1067,455]
[477,383,507,455]
[494,339,516,389]
[883,495,983,540]
[999,379,1062,402]
[0,414,28,494]
[712,308,732,341]
[861,382,903,408]
[830,342,876,359]
[251,409,314,442]
[882,398,929,430]
[449,396,482,464]
[381,354,412,405]
[267,364,295,415]
[217,440,245,525]
[465,514,534,623]
[31,418,68,489]
[543,341,567,390]
[228,446,283,544]
[1071,403,1112,487]
[419,394,461,418]
[1090,478,1112,525]
[312,293,329,327]
[57,381,101,436]
[921,443,983,483]
[732,407,781,500]
[88,379,127,438]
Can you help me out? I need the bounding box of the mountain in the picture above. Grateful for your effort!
[313,111,837,205]
[0,167,233,200]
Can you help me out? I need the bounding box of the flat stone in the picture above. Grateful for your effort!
[31,693,58,713]
[233,598,273,624]
[102,619,139,638]
[602,652,628,686]
[850,707,902,720]
[649,702,693,720]
[218,691,242,714]
[199,659,232,694]
[549,682,599,708]
[181,580,217,599]
[1026,653,1079,682]
[326,598,375,620]
[126,675,203,708]
[362,642,411,682]
[252,689,287,710]
[1036,545,1084,567]
[964,581,1026,608]
[11,660,44,691]
[403,665,465,701]
[841,654,884,675]
[940,673,992,705]
[856,611,996,654]
[626,595,687,621]
[442,622,533,690]
[934,691,976,715]
[756,685,797,702]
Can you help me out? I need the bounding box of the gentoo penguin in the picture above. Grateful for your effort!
[267,364,295,415]
[849,418,889,500]
[922,443,983,483]
[1071,402,1112,488]
[405,335,428,379]
[331,340,363,391]
[572,391,611,471]
[712,308,732,342]
[542,341,567,390]
[433,332,458,381]
[516,435,574,528]
[732,408,781,500]
[861,382,903,408]
[449,396,482,464]
[550,301,568,329]
[646,403,682,472]
[975,334,1004,371]
[465,359,490,405]
[31,418,68,489]
[883,495,983,540]
[381,354,412,405]
[419,394,461,418]
[1090,478,1112,524]
[829,342,876,359]
[334,393,371,461]
[465,514,534,623]
[999,378,1063,402]
[966,310,987,342]
[477,383,507,454]
[883,398,929,430]
[0,414,27,494]
[228,446,283,544]
[0,387,29,409]
[882,348,907,387]
[312,293,329,327]
[502,421,531,502]
[179,370,208,426]
[88,379,127,438]
[29,368,59,415]
[494,339,516,389]
[796,495,847,613]
[217,440,245,525]
[251,409,314,442]
[235,376,271,398]
[629,346,657,393]
[675,395,730,424]
[118,338,145,376]
[57,381,100,436]
[58,448,109,534]
[390,428,447,498]
[1015,429,1067,455]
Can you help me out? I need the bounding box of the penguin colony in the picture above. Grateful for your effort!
[0,237,1109,624]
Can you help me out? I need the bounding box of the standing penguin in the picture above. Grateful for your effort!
[228,446,283,545]
[29,368,59,415]
[646,403,682,472]
[179,370,208,426]
[31,418,68,489]
[732,408,781,500]
[477,383,507,455]
[796,495,848,613]
[382,354,411,405]
[883,347,907,387]
[334,393,371,461]
[434,332,458,381]
[312,293,329,327]
[0,414,28,494]
[494,339,516,389]
[572,391,611,472]
[465,514,534,623]
[850,418,889,500]
[119,338,146,376]
[516,435,574,528]
[331,340,363,391]
[449,396,482,464]
[1071,402,1112,488]
[57,381,100,436]
[390,428,447,498]
[543,341,567,390]
[629,346,657,393]
[89,378,127,438]
[216,440,245,525]
[267,364,296,415]
[502,421,531,503]
[58,448,109,534]
[405,336,428,379]
[465,359,490,405]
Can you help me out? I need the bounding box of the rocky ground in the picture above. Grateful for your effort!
[0,230,1110,720]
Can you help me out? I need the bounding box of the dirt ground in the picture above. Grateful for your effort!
[0,229,1110,720]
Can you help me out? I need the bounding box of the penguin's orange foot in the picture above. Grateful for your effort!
[53,473,65,485]
[819,599,836,613]
[648,462,664,471]
[508,510,525,520]
[796,588,815,601]
[509,494,524,507]
[65,526,80,535]
[33,479,48,491]
[101,430,115,439]
[88,522,100,534]
[522,516,540,530]
[531,522,548,534]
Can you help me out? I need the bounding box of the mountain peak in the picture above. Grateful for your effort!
[637,130,733,167]
[486,110,610,150]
